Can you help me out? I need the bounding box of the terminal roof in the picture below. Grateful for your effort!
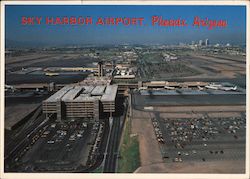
[101,85,118,102]
[45,85,117,102]
[45,86,73,102]
[62,86,83,101]
[91,86,106,96]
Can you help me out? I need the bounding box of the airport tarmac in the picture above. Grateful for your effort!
[132,93,246,107]
[5,73,88,85]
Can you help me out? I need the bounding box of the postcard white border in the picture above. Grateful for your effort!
[0,1,249,179]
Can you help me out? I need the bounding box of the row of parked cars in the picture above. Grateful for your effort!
[151,118,165,144]
[86,121,104,166]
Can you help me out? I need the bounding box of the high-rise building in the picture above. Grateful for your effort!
[205,39,209,46]
[98,61,104,77]
[199,40,203,46]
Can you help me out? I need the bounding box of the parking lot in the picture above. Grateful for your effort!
[10,119,105,172]
[151,114,246,164]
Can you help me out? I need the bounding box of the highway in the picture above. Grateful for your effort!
[103,98,128,173]
[103,117,120,173]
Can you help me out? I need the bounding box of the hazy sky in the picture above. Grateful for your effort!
[5,5,246,46]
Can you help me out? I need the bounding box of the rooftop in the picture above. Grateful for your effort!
[74,95,101,102]
[46,86,73,102]
[91,86,106,96]
[101,85,118,102]
[82,86,94,94]
[61,86,83,101]
[44,84,117,103]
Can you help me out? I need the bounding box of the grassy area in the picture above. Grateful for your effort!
[91,166,103,173]
[117,118,140,173]
[141,52,163,63]
[148,61,200,75]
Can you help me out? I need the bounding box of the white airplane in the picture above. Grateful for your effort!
[210,83,222,87]
[138,87,148,91]
[155,88,163,91]
[205,85,219,90]
[5,85,15,92]
[220,86,237,91]
[197,86,204,90]
[164,86,175,90]
[205,84,237,91]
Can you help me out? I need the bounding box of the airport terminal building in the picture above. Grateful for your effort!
[42,84,118,120]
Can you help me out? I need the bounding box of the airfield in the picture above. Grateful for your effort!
[4,45,246,173]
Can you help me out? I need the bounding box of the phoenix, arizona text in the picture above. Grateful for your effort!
[21,16,227,30]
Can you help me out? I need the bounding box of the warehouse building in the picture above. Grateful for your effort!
[42,84,118,120]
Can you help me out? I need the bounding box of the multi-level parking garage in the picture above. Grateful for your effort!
[42,84,118,120]
[5,83,120,172]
